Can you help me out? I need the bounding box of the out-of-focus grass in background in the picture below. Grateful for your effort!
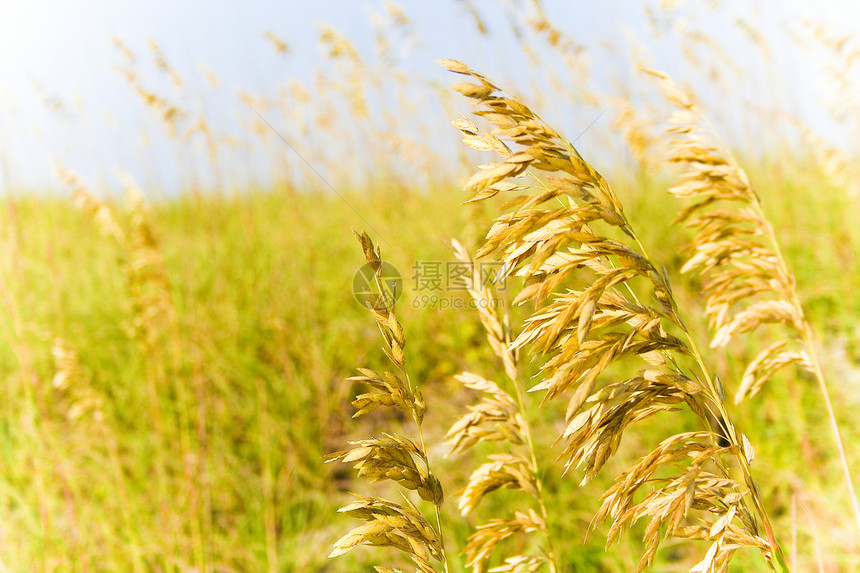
[0,1,858,571]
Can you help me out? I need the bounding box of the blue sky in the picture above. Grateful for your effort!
[0,0,857,194]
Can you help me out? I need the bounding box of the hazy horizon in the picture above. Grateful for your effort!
[1,0,858,195]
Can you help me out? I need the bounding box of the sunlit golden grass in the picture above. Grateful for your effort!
[0,147,857,570]
[0,2,858,571]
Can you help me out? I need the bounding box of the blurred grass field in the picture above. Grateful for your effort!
[0,159,857,570]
